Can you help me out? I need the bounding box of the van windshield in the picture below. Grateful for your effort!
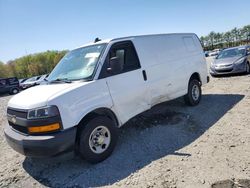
[48,44,106,82]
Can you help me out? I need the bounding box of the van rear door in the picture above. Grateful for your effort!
[99,41,151,124]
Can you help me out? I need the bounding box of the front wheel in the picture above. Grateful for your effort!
[184,79,201,106]
[77,116,118,163]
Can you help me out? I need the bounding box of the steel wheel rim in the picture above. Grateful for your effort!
[89,126,111,154]
[13,89,18,94]
[192,84,200,101]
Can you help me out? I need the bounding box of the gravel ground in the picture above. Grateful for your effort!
[1,59,250,188]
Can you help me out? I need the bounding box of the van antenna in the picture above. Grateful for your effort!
[94,37,101,43]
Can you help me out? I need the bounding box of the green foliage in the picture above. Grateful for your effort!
[0,50,68,78]
[200,24,250,50]
[0,61,8,78]
[1,24,250,78]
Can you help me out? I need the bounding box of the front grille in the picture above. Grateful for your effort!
[7,108,28,134]
[7,108,27,119]
[8,121,28,134]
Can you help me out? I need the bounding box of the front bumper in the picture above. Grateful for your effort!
[210,63,246,76]
[4,125,77,157]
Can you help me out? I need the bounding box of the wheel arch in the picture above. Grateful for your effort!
[75,107,119,148]
[10,87,19,94]
[189,72,202,85]
[76,107,119,128]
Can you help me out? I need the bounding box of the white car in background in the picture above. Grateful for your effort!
[20,74,48,89]
[209,49,221,56]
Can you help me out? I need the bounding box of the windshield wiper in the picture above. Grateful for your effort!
[50,78,72,83]
[77,78,92,82]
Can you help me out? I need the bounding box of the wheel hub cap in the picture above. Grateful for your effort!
[96,135,105,145]
[192,85,200,100]
[89,126,111,154]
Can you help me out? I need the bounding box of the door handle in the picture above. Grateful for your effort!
[142,70,147,81]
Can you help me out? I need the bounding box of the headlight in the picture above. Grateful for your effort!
[27,106,60,119]
[234,58,245,65]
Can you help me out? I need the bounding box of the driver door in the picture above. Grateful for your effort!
[99,41,151,124]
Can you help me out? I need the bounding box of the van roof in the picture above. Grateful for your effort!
[75,33,196,50]
[111,33,196,42]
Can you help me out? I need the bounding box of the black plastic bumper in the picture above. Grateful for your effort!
[4,125,77,157]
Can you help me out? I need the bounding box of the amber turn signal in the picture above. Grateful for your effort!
[28,123,60,133]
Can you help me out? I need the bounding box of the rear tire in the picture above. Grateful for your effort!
[77,116,118,163]
[10,88,19,95]
[184,79,201,106]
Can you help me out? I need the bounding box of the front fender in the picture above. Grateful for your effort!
[47,80,115,129]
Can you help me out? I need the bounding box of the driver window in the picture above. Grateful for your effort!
[115,49,125,69]
[99,41,141,79]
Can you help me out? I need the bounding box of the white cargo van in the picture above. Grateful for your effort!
[5,33,209,163]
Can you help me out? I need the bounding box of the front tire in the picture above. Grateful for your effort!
[77,116,118,163]
[184,79,201,106]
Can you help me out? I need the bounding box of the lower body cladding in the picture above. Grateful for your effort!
[210,63,247,76]
[4,125,76,157]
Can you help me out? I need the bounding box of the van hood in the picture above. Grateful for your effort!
[8,82,87,109]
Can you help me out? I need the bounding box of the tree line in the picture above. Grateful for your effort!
[0,50,68,79]
[200,25,250,51]
[1,25,250,79]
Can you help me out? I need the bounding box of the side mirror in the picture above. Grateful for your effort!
[107,57,123,73]
[247,51,250,55]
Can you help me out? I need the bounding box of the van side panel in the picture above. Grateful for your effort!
[132,34,207,106]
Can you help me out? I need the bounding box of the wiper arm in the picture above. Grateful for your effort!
[78,78,92,82]
[50,78,72,83]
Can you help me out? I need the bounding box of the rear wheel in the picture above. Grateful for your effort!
[77,116,118,163]
[184,79,201,106]
[10,88,19,95]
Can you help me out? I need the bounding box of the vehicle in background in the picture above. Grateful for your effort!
[0,77,20,95]
[37,74,49,85]
[36,74,49,85]
[209,49,220,56]
[20,74,50,89]
[210,46,250,76]
[19,78,28,84]
[20,76,41,89]
[5,33,209,163]
[204,51,209,57]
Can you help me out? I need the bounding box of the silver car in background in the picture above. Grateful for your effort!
[20,74,48,89]
[210,46,250,76]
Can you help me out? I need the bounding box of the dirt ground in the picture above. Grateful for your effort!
[1,58,250,188]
